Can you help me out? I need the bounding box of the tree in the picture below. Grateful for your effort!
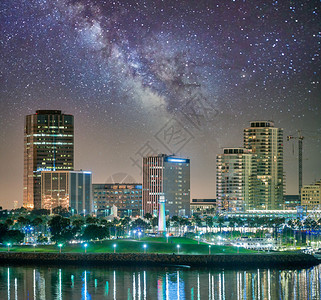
[4,230,24,244]
[5,219,14,228]
[52,206,70,217]
[205,216,214,231]
[17,216,29,228]
[48,215,73,243]
[82,225,109,241]
[100,219,108,226]
[31,209,50,216]
[0,223,9,243]
[217,216,225,233]
[151,217,158,232]
[86,216,98,224]
[71,218,84,237]
[37,235,48,244]
[144,213,153,222]
[131,218,149,231]
[120,217,131,235]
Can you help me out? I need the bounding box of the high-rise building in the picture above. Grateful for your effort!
[23,110,74,209]
[93,183,142,217]
[244,121,284,210]
[216,148,257,211]
[142,154,190,217]
[41,170,92,214]
[301,181,321,210]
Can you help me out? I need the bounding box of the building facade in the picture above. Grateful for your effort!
[301,181,321,210]
[93,184,142,217]
[23,110,74,209]
[244,121,284,210]
[142,154,190,217]
[41,170,92,214]
[190,199,216,215]
[216,148,257,211]
[283,195,300,210]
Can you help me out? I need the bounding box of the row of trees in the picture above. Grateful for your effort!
[2,207,321,246]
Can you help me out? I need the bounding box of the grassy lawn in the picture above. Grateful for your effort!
[0,237,254,254]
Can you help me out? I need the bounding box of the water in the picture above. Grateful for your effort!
[0,264,320,299]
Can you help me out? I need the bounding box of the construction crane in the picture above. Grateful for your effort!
[287,130,304,195]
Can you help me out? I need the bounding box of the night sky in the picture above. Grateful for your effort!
[0,0,320,209]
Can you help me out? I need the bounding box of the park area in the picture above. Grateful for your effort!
[0,237,254,255]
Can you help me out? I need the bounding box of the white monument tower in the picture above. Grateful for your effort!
[158,194,166,235]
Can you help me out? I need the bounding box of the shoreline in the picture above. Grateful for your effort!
[0,252,319,269]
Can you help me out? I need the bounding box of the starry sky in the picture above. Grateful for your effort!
[0,0,320,209]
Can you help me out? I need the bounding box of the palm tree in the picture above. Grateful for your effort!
[228,217,236,239]
[217,216,224,233]
[120,217,131,236]
[144,213,153,222]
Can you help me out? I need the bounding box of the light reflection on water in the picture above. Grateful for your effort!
[0,264,320,299]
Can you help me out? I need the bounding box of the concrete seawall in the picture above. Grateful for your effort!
[0,252,319,268]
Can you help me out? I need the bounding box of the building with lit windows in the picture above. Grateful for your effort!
[283,195,300,210]
[93,183,142,217]
[41,170,92,214]
[190,199,216,215]
[142,154,190,217]
[216,148,257,211]
[23,110,74,209]
[244,121,284,210]
[301,181,321,210]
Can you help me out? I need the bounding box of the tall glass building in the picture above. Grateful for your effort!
[216,148,257,212]
[41,171,92,214]
[23,110,74,209]
[244,121,284,210]
[142,154,190,217]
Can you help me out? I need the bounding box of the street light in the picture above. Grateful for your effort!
[113,244,117,253]
[138,232,142,240]
[209,245,211,255]
[177,244,180,254]
[58,243,63,254]
[143,244,147,254]
[166,233,169,243]
[84,243,88,254]
[33,244,36,253]
[7,243,11,252]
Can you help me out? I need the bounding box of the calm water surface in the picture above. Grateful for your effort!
[0,264,320,299]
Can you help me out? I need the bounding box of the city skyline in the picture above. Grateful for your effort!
[1,1,320,208]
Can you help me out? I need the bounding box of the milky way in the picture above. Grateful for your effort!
[0,0,320,207]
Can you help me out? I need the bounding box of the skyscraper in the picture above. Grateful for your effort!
[23,110,74,209]
[142,154,190,217]
[216,148,257,211]
[244,121,284,210]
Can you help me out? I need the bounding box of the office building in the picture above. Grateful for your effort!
[23,110,74,209]
[216,148,257,211]
[93,183,142,217]
[142,154,190,217]
[244,121,284,210]
[283,195,300,210]
[41,170,92,214]
[301,181,321,210]
[190,199,216,215]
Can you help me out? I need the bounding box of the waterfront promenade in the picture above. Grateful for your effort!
[0,252,318,268]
